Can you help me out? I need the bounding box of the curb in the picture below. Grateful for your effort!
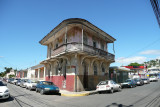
[61,91,98,97]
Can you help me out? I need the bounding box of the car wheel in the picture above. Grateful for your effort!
[36,88,38,93]
[29,87,32,91]
[130,85,133,88]
[40,89,44,95]
[98,91,101,94]
[110,88,114,94]
[118,87,121,92]
[5,94,10,101]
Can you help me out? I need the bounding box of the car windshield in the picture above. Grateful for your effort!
[24,79,28,82]
[142,79,147,80]
[0,81,5,86]
[31,81,37,83]
[42,81,53,85]
[125,80,131,82]
[99,81,108,85]
[10,78,14,81]
[18,80,21,82]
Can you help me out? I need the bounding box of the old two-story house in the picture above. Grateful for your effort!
[16,69,27,79]
[27,64,46,81]
[39,18,116,92]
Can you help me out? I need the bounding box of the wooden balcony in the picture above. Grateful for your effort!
[51,42,115,61]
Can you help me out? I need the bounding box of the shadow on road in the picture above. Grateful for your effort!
[48,92,61,96]
[0,96,14,103]
[106,103,133,107]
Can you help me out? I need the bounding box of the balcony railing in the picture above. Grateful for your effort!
[51,42,115,61]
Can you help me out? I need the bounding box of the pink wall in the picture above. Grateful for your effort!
[45,75,75,91]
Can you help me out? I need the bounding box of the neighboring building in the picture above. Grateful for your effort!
[6,69,15,78]
[16,69,28,79]
[27,64,45,81]
[109,66,130,83]
[39,18,116,92]
[123,66,148,78]
[147,67,160,78]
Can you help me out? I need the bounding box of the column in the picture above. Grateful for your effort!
[82,24,84,50]
[38,68,40,80]
[44,67,46,80]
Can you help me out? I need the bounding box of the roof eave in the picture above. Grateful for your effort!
[39,18,116,45]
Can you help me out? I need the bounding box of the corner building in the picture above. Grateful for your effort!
[39,18,116,92]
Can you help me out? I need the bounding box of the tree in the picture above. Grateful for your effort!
[9,75,15,78]
[150,60,156,67]
[4,67,12,73]
[0,67,13,77]
[128,62,143,66]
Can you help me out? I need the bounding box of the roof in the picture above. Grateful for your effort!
[39,18,116,45]
[30,64,44,70]
[110,66,130,72]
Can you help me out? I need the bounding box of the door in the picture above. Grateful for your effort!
[83,64,88,90]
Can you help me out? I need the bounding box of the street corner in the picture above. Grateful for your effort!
[61,91,98,97]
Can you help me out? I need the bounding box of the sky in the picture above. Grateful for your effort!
[0,0,160,72]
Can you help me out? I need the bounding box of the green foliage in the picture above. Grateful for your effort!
[4,67,12,73]
[128,62,143,66]
[0,72,5,77]
[0,67,13,77]
[9,75,15,78]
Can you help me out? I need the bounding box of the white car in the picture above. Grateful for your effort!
[149,76,158,82]
[96,80,121,94]
[142,78,150,84]
[26,80,37,91]
[0,81,10,100]
[13,79,21,85]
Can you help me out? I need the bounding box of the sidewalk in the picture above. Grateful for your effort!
[60,90,98,97]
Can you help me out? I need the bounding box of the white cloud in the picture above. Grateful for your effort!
[116,56,147,65]
[156,56,160,59]
[140,50,160,55]
[0,56,4,58]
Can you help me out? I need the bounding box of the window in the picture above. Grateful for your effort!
[55,66,58,75]
[101,43,104,50]
[102,67,105,72]
[94,65,97,75]
[83,32,88,45]
[56,43,58,48]
[55,39,58,49]
[93,41,97,48]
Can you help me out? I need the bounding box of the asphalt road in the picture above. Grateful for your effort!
[1,80,160,107]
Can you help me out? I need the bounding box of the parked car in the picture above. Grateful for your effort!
[134,78,144,86]
[16,79,21,86]
[0,81,10,100]
[142,78,150,84]
[96,80,121,94]
[10,78,15,84]
[26,80,38,91]
[121,79,136,88]
[20,79,28,88]
[36,81,59,95]
[13,79,21,85]
[7,78,12,83]
[149,76,158,82]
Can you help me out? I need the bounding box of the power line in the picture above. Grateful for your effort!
[126,37,160,58]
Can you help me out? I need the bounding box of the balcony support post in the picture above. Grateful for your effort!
[65,26,67,44]
[82,24,84,50]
